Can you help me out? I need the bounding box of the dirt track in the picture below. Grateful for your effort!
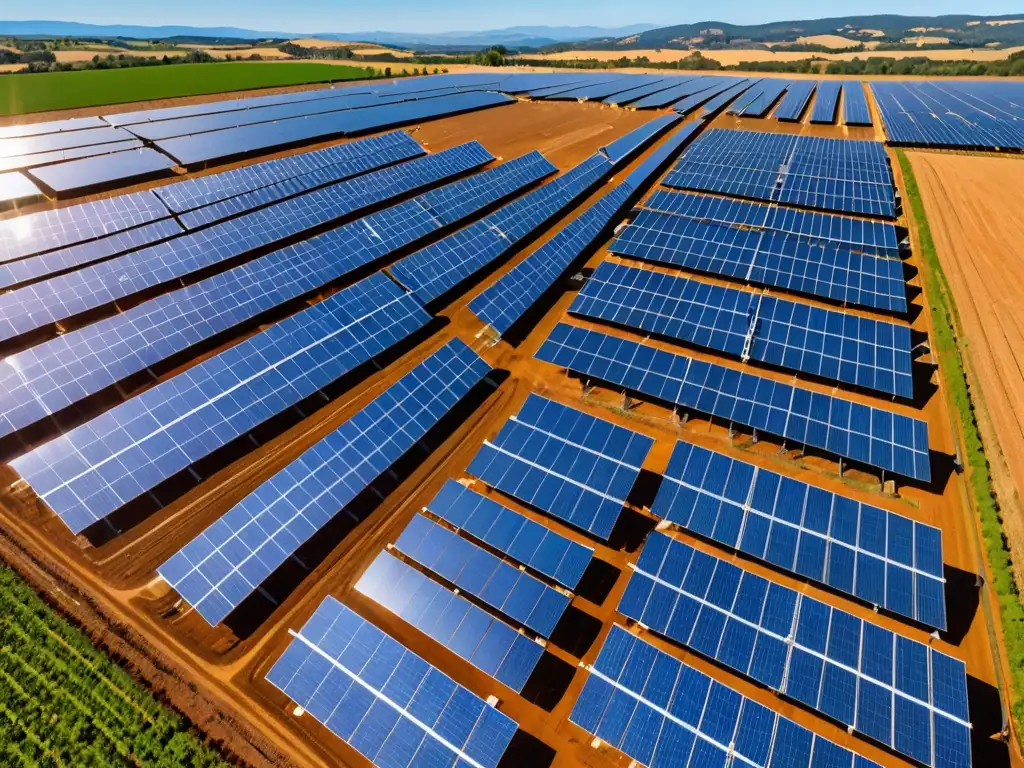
[0,91,1016,768]
[909,151,1024,593]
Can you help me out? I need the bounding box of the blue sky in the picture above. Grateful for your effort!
[6,1,1023,34]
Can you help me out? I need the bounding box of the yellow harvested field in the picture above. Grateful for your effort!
[0,63,23,73]
[775,34,861,48]
[202,47,290,59]
[858,28,886,37]
[987,19,1024,26]
[288,37,352,48]
[54,50,145,63]
[902,36,951,46]
[531,45,1024,64]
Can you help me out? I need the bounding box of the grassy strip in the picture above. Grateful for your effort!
[0,564,227,767]
[897,148,1024,733]
[0,61,373,116]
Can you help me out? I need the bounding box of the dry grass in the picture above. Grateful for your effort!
[531,45,1024,64]
[773,34,861,48]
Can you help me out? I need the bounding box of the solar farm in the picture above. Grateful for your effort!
[0,70,1020,768]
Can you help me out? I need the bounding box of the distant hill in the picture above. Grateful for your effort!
[544,14,1024,51]
[0,20,657,48]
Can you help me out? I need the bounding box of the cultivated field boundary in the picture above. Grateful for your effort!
[898,148,1024,743]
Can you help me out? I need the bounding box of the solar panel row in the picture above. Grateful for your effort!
[609,208,908,313]
[654,439,947,629]
[0,151,543,441]
[535,324,932,481]
[27,147,177,197]
[571,624,882,768]
[696,79,760,118]
[603,78,682,107]
[601,114,681,163]
[663,128,896,218]
[628,76,720,110]
[571,261,914,397]
[0,142,492,345]
[620,533,969,768]
[467,394,655,540]
[394,513,570,638]
[13,273,431,534]
[729,79,792,118]
[157,337,490,625]
[0,138,145,175]
[425,480,594,590]
[810,81,843,124]
[0,115,108,140]
[772,80,817,121]
[643,189,900,258]
[0,126,137,165]
[266,598,518,768]
[356,551,544,693]
[621,121,706,191]
[842,82,873,126]
[0,172,43,206]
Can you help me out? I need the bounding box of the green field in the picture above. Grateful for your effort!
[0,62,374,116]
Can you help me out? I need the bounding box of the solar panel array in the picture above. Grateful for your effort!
[643,189,900,258]
[695,79,760,118]
[0,139,144,175]
[811,81,843,124]
[157,337,490,625]
[356,551,544,693]
[394,513,570,638]
[571,624,883,768]
[13,274,431,535]
[872,80,1024,150]
[772,80,816,121]
[619,532,970,768]
[266,597,518,768]
[729,79,792,118]
[621,121,706,191]
[653,439,947,628]
[26,147,176,196]
[630,76,722,110]
[0,142,491,345]
[425,480,594,590]
[610,207,908,313]
[571,261,914,398]
[663,128,897,218]
[535,324,931,481]
[601,114,681,163]
[843,82,873,126]
[467,394,655,539]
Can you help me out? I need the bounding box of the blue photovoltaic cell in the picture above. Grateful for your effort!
[663,128,896,218]
[0,152,541,441]
[0,142,491,345]
[0,116,108,139]
[153,131,423,214]
[602,78,681,106]
[467,394,654,539]
[266,597,518,768]
[571,261,914,398]
[155,91,512,166]
[394,514,570,637]
[468,182,633,336]
[773,80,817,121]
[729,79,792,118]
[621,121,706,192]
[618,532,970,768]
[570,624,883,768]
[0,139,145,175]
[0,126,137,163]
[356,551,544,693]
[843,82,873,126]
[643,189,900,258]
[601,114,681,163]
[629,76,714,110]
[0,173,43,206]
[158,338,489,625]
[696,79,760,117]
[811,81,843,124]
[27,148,176,196]
[609,207,907,313]
[12,273,431,534]
[653,439,947,629]
[425,479,594,590]
[0,190,171,263]
[871,80,1024,150]
[535,324,932,481]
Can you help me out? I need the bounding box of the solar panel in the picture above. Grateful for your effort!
[425,479,594,590]
[0,190,171,264]
[153,130,424,215]
[468,182,633,336]
[695,79,760,118]
[601,114,681,163]
[12,273,431,535]
[811,80,843,124]
[0,126,137,162]
[843,82,873,126]
[610,208,907,313]
[620,121,706,192]
[551,75,650,102]
[629,77,711,110]
[157,337,489,624]
[266,597,518,768]
[27,148,176,197]
[571,624,883,768]
[356,551,544,693]
[155,91,512,167]
[0,116,108,139]
[467,393,654,539]
[0,173,43,206]
[0,139,145,174]
[390,152,614,304]
[0,142,491,345]
[535,324,932,481]
[0,152,535,441]
[663,129,896,218]
[394,513,570,637]
[602,78,681,107]
[618,532,970,768]
[643,189,900,258]
[729,79,791,118]
[571,261,914,398]
[773,80,817,121]
[652,439,947,629]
